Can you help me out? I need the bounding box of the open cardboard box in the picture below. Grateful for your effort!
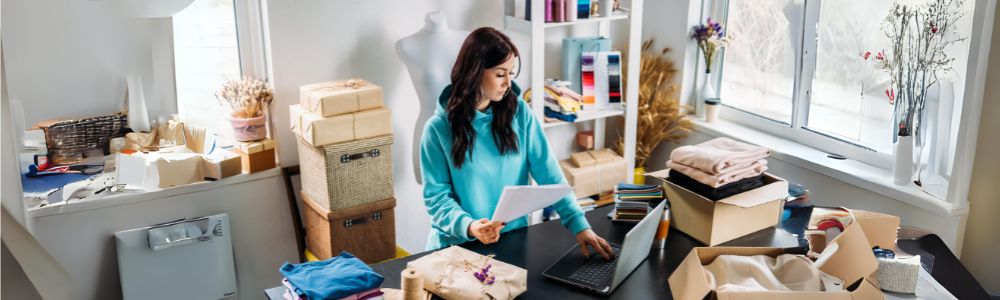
[647,169,788,246]
[668,208,900,300]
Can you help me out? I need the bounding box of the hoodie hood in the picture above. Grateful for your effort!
[435,81,522,117]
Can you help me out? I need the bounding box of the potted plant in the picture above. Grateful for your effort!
[871,0,965,185]
[216,76,274,142]
[615,40,693,184]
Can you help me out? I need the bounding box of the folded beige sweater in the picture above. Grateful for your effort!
[668,159,768,188]
[670,137,771,175]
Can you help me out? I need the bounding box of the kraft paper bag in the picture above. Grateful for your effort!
[406,246,527,300]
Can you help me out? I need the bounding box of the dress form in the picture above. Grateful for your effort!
[396,11,469,184]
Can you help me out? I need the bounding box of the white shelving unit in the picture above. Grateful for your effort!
[505,0,642,184]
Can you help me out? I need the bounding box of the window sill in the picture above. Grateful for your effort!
[27,167,284,218]
[692,118,969,217]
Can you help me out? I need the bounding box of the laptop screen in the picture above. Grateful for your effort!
[610,200,665,289]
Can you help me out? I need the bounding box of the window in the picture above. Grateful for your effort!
[173,0,268,140]
[715,0,971,171]
[718,0,799,125]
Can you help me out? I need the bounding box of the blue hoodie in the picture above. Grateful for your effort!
[420,82,591,250]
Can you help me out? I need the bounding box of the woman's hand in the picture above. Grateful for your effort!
[576,229,614,260]
[468,219,505,244]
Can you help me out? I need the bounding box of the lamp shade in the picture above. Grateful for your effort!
[112,0,195,18]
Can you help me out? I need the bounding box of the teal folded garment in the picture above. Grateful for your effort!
[279,252,384,300]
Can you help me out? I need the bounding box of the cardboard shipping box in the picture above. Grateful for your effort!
[669,208,898,300]
[648,169,788,246]
[299,79,383,117]
[560,152,628,197]
[236,139,276,174]
[290,104,393,147]
[201,149,241,180]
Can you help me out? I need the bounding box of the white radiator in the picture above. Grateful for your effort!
[115,213,237,300]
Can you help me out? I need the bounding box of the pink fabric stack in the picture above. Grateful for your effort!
[667,137,771,188]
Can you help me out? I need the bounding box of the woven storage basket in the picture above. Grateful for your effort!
[36,112,129,164]
[301,192,396,264]
[297,134,394,211]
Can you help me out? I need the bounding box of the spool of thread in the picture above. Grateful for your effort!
[401,268,425,300]
[652,207,670,249]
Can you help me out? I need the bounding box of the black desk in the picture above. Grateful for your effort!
[266,205,989,299]
[364,206,799,299]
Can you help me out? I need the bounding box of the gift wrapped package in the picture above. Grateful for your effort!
[299,79,383,117]
[236,139,276,174]
[406,246,527,300]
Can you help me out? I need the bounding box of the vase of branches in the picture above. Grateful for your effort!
[615,40,693,183]
[872,0,965,185]
[217,76,275,142]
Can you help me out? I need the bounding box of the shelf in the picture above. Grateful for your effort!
[543,106,625,128]
[504,11,630,35]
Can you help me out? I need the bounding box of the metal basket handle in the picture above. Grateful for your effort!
[339,149,380,164]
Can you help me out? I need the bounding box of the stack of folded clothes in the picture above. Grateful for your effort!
[613,183,664,222]
[525,83,584,123]
[279,252,385,300]
[667,137,771,201]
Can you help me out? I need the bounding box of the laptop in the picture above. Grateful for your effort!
[543,200,665,295]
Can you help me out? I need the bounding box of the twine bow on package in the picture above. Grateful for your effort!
[406,246,527,300]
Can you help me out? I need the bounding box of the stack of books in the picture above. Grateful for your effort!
[612,183,664,222]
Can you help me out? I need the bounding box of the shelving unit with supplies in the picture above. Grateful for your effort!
[504,0,642,184]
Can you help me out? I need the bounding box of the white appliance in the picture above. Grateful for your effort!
[115,213,237,300]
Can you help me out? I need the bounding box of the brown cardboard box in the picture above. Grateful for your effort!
[648,169,788,246]
[291,105,355,147]
[299,79,383,117]
[301,192,396,264]
[201,149,241,180]
[569,152,596,168]
[669,208,896,300]
[236,140,276,174]
[560,154,628,197]
[588,149,617,164]
[353,107,392,139]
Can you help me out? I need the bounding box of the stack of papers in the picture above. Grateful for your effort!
[613,183,663,222]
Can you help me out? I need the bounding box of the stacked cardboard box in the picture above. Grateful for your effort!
[559,149,628,197]
[291,78,395,263]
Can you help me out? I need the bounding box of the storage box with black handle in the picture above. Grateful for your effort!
[300,192,396,263]
[297,134,394,211]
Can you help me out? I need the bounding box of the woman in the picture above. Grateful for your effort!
[420,27,613,260]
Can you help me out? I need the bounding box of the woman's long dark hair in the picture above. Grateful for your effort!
[447,27,521,168]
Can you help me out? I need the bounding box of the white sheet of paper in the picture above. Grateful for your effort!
[491,184,573,223]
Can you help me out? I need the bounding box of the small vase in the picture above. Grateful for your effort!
[633,166,646,185]
[697,71,716,119]
[228,114,267,142]
[893,135,914,185]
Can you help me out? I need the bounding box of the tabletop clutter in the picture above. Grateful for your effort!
[271,136,941,300]
[290,78,396,264]
[21,97,279,208]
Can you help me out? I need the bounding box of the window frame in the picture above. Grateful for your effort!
[714,0,899,169]
[172,0,270,137]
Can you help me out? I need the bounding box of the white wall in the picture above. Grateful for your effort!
[960,2,1000,293]
[27,174,299,300]
[1,0,176,126]
[265,0,637,252]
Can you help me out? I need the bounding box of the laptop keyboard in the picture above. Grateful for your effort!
[567,245,622,287]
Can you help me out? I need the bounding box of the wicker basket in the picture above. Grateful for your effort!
[301,192,396,264]
[298,134,394,211]
[35,112,129,165]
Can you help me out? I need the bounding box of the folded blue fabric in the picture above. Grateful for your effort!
[279,252,384,300]
[544,107,578,122]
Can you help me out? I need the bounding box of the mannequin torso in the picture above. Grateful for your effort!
[396,11,469,184]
